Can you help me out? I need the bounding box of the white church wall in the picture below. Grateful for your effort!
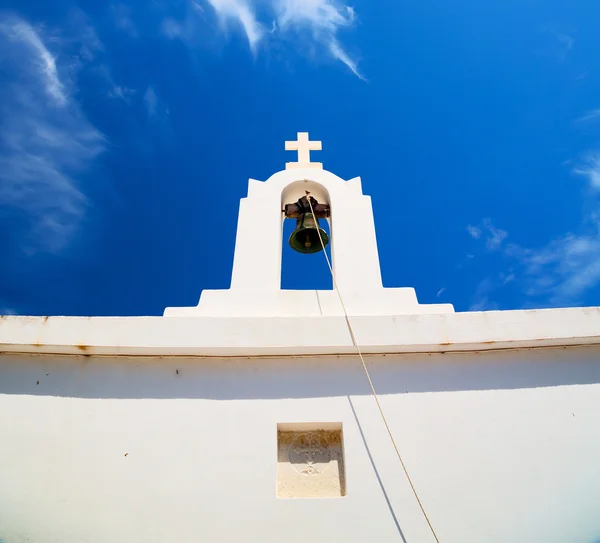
[1,347,599,543]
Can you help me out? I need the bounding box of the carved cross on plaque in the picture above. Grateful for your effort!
[277,425,345,498]
[289,433,330,476]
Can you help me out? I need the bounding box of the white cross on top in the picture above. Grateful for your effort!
[285,132,323,170]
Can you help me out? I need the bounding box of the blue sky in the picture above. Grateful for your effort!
[1,0,600,316]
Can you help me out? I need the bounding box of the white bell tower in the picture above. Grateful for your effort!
[165,133,454,317]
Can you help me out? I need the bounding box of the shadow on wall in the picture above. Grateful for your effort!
[348,396,408,543]
[1,346,600,400]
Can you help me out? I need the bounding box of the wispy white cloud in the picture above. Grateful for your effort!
[538,28,575,63]
[436,287,446,298]
[276,0,355,31]
[161,17,185,39]
[469,278,499,311]
[329,37,363,80]
[468,272,515,311]
[468,154,600,307]
[467,218,507,250]
[111,3,138,37]
[0,15,105,253]
[205,0,263,51]
[68,8,105,62]
[91,63,136,101]
[159,3,208,43]
[110,85,136,100]
[556,33,574,60]
[573,152,600,190]
[575,108,600,125]
[143,86,159,117]
[509,228,600,306]
[141,85,170,121]
[485,222,508,251]
[274,0,363,79]
[174,0,363,78]
[466,224,481,239]
[64,11,133,102]
[0,19,67,106]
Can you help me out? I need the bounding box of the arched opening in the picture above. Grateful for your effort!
[280,180,333,290]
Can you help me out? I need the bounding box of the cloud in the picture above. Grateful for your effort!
[573,152,600,190]
[575,109,600,125]
[143,86,159,117]
[556,33,574,59]
[91,63,135,100]
[466,225,481,239]
[468,153,600,307]
[0,18,67,106]
[67,8,105,61]
[539,28,575,63]
[161,17,185,39]
[0,15,105,253]
[193,0,363,78]
[205,0,263,51]
[160,4,206,43]
[111,3,138,37]
[274,0,363,79]
[276,0,355,31]
[63,10,132,101]
[436,287,446,298]
[110,85,136,100]
[141,85,170,122]
[329,37,363,80]
[513,229,600,306]
[468,272,515,311]
[484,222,508,251]
[467,218,507,250]
[469,278,499,311]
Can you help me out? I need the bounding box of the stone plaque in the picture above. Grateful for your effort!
[277,424,345,498]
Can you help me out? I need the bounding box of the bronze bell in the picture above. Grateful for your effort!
[289,212,329,253]
[284,195,330,254]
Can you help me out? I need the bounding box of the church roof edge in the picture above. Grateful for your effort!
[1,307,600,358]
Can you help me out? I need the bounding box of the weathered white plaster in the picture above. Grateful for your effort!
[1,348,599,542]
[2,307,600,357]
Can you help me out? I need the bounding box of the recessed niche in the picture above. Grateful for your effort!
[277,422,345,498]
